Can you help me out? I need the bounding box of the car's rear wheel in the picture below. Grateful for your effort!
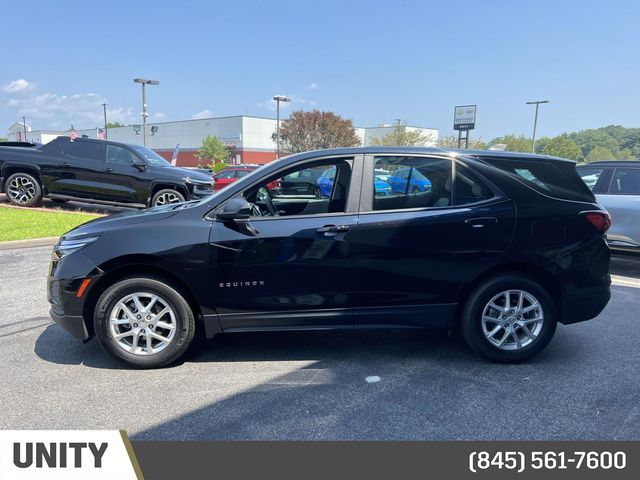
[461,274,557,363]
[94,276,195,368]
[151,189,185,207]
[5,172,42,207]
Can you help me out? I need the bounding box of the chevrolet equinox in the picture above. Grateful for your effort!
[48,148,612,368]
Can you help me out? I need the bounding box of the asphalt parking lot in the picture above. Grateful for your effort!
[0,246,639,440]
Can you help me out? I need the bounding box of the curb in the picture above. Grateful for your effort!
[0,236,58,251]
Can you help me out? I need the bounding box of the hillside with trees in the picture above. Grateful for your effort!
[471,125,639,163]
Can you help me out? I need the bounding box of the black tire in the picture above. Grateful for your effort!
[460,274,557,363]
[151,188,185,207]
[5,172,42,207]
[94,276,195,368]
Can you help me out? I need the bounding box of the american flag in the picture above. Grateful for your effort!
[69,125,78,141]
[97,128,106,140]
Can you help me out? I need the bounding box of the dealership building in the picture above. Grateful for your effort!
[6,116,438,167]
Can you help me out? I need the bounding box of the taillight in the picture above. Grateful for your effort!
[584,211,611,234]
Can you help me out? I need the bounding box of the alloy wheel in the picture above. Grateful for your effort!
[481,289,544,351]
[154,192,182,206]
[108,292,177,355]
[7,175,37,204]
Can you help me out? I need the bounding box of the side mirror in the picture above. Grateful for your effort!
[132,158,146,171]
[217,198,251,222]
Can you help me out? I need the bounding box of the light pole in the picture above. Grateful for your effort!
[22,116,27,142]
[273,95,291,158]
[526,100,549,153]
[101,103,108,139]
[134,78,160,146]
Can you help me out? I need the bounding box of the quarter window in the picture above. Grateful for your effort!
[372,156,452,211]
[609,168,640,195]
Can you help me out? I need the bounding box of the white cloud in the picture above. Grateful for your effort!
[1,82,141,128]
[192,109,213,120]
[2,79,33,93]
[153,112,167,120]
[257,94,317,112]
[308,82,319,90]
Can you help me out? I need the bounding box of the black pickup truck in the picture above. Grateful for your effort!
[0,136,214,208]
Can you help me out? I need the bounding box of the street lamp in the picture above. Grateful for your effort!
[101,103,108,139]
[133,78,160,146]
[272,95,291,158]
[526,100,549,153]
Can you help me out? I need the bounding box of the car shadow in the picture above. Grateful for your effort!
[35,320,570,372]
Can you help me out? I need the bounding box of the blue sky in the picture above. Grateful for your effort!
[2,0,638,141]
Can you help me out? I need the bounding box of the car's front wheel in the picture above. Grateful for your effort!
[94,276,195,368]
[151,189,185,207]
[461,274,557,363]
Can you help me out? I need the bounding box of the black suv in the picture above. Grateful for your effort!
[47,147,611,368]
[0,137,214,208]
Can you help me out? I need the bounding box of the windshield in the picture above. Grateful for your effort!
[131,145,172,166]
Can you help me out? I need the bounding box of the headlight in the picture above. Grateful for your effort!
[184,177,214,190]
[53,234,100,259]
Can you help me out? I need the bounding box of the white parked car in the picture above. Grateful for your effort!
[578,161,640,252]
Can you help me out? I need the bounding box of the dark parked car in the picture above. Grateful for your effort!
[578,161,640,252]
[0,136,214,208]
[48,147,611,368]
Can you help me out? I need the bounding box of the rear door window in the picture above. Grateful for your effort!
[65,141,103,161]
[609,168,640,195]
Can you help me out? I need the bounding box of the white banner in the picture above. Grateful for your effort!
[0,431,140,480]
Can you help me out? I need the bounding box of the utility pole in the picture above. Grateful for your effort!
[22,116,27,142]
[272,95,291,158]
[102,103,108,139]
[134,78,160,146]
[526,100,549,153]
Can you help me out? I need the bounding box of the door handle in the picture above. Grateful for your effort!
[57,162,70,167]
[464,217,498,228]
[316,224,350,236]
[105,168,114,173]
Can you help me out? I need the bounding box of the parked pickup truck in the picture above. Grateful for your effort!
[0,136,214,208]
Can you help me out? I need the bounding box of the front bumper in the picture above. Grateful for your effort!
[48,250,102,342]
[49,309,90,341]
[188,186,215,200]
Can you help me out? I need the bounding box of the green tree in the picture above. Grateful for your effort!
[197,135,229,165]
[370,121,435,147]
[542,134,581,160]
[106,122,124,129]
[585,146,616,163]
[436,134,486,149]
[618,148,636,160]
[279,110,361,153]
[0,136,8,142]
[487,134,533,153]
